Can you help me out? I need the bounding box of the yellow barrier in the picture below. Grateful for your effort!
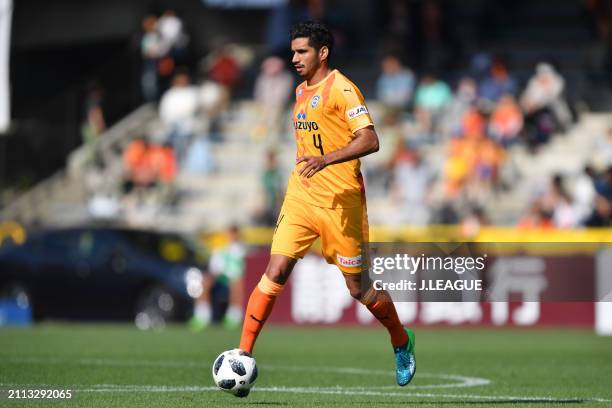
[201,226,612,250]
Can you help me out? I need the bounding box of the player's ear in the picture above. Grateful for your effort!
[319,46,329,63]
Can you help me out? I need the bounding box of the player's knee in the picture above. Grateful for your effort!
[264,263,285,284]
[346,283,377,305]
[264,257,294,285]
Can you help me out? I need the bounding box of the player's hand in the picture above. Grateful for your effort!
[297,155,327,178]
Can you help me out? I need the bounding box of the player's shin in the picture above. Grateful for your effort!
[239,274,284,353]
[363,288,408,348]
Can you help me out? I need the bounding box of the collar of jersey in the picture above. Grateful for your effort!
[302,69,338,91]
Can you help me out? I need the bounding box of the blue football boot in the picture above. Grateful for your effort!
[394,328,416,386]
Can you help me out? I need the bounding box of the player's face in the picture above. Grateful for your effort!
[291,37,322,79]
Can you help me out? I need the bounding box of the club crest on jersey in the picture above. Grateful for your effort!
[296,111,306,120]
[347,105,368,119]
[337,254,363,268]
[310,95,321,109]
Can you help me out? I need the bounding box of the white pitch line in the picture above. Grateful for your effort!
[1,357,490,389]
[259,364,491,389]
[3,358,611,402]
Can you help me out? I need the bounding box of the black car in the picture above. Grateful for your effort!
[0,226,207,326]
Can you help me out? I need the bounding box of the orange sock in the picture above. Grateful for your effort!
[239,275,284,353]
[367,293,408,348]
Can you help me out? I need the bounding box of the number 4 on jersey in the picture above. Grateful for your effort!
[313,134,324,155]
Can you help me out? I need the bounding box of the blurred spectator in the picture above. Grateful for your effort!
[159,70,200,162]
[439,77,477,139]
[258,150,284,226]
[488,94,523,147]
[541,174,578,228]
[122,136,178,203]
[517,202,555,230]
[389,143,434,225]
[190,226,246,330]
[148,142,177,185]
[415,74,452,114]
[123,137,157,192]
[199,78,228,120]
[200,42,254,105]
[469,52,492,84]
[552,193,578,229]
[362,112,404,193]
[573,165,597,224]
[444,109,505,203]
[444,138,472,198]
[154,11,188,96]
[81,84,106,142]
[157,9,189,62]
[460,207,489,238]
[414,74,452,133]
[197,74,230,145]
[585,195,612,226]
[595,166,612,202]
[253,56,294,141]
[467,138,505,205]
[521,63,572,132]
[183,136,215,174]
[406,107,436,146]
[478,59,518,108]
[595,126,612,167]
[462,108,486,139]
[376,55,416,111]
[140,15,164,102]
[205,44,241,90]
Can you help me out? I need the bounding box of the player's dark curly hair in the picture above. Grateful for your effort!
[290,21,334,55]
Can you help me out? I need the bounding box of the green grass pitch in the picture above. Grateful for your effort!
[1,324,611,407]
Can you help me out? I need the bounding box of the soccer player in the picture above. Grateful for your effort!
[237,21,416,390]
[191,225,246,330]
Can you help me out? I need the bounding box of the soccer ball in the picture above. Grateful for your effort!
[212,349,258,397]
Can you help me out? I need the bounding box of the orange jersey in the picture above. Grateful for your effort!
[286,69,374,208]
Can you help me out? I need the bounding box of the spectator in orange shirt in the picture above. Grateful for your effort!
[123,138,157,191]
[518,202,555,230]
[489,94,523,147]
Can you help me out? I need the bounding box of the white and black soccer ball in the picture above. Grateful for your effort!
[212,349,258,397]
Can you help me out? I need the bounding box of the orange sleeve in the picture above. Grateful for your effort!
[336,84,373,134]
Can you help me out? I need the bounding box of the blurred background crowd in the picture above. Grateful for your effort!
[2,0,612,234]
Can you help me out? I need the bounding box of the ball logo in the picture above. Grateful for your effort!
[310,95,321,109]
[337,254,363,268]
[347,105,368,119]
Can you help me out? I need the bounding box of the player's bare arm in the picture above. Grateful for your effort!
[297,126,379,178]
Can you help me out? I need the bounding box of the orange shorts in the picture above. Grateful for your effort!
[270,198,368,274]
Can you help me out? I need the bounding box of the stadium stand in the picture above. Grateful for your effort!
[2,0,612,234]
